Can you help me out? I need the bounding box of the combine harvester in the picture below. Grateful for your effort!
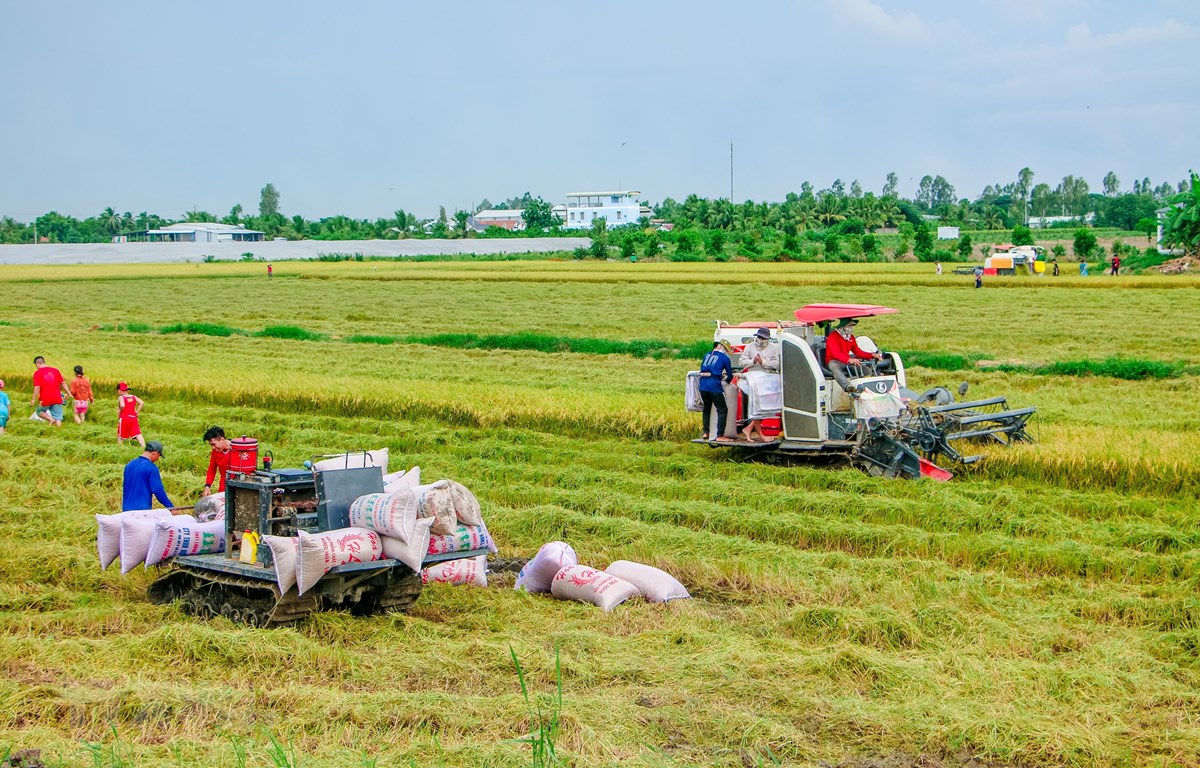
[148,456,489,626]
[689,304,1036,480]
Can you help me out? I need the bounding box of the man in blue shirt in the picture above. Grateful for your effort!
[122,440,175,511]
[698,341,734,442]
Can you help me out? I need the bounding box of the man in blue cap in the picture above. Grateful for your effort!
[122,441,176,511]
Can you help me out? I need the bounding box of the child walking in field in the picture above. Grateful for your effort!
[0,379,9,434]
[116,382,145,448]
[69,365,94,424]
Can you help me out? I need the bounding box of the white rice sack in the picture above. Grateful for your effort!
[604,560,691,603]
[417,481,458,536]
[145,519,226,567]
[381,517,435,572]
[422,555,487,587]
[382,466,420,494]
[427,524,496,556]
[194,492,226,522]
[515,541,577,593]
[348,489,419,543]
[263,535,299,594]
[295,527,384,596]
[446,480,484,526]
[96,509,171,570]
[120,515,195,575]
[314,448,389,474]
[550,565,640,611]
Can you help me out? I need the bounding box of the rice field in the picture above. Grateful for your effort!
[0,261,1197,767]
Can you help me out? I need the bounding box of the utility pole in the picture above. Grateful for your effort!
[730,141,734,201]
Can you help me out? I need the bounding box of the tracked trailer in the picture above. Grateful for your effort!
[148,462,488,626]
[688,304,1035,480]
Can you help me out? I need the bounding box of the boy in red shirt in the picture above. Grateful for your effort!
[202,425,233,496]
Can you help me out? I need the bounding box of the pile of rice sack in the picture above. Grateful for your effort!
[515,541,690,611]
[96,508,226,574]
[262,466,499,595]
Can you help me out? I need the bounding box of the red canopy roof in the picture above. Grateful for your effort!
[792,304,898,324]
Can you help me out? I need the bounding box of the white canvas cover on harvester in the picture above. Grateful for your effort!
[738,371,783,419]
[684,372,704,412]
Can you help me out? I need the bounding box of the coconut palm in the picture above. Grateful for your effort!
[815,194,845,226]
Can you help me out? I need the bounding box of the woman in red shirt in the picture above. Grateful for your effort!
[202,425,233,496]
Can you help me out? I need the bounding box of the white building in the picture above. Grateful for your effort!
[1027,213,1095,229]
[143,222,264,243]
[469,209,525,232]
[562,190,642,229]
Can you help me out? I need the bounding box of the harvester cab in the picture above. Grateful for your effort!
[689,304,1036,480]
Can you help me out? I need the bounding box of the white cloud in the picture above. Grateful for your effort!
[1065,20,1193,50]
[828,0,934,43]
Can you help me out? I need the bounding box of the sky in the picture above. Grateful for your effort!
[2,0,1196,221]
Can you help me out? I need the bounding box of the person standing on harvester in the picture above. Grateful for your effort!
[737,328,781,442]
[825,318,882,394]
[122,441,175,511]
[698,341,734,442]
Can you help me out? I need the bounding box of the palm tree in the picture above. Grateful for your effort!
[815,194,845,226]
[99,207,122,235]
[792,204,817,232]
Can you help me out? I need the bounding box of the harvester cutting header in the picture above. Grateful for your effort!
[686,304,1036,480]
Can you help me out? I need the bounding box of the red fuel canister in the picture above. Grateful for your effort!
[229,435,259,475]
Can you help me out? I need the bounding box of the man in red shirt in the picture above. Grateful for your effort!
[825,318,882,394]
[30,356,70,426]
[202,425,233,496]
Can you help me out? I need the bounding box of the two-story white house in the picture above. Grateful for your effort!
[561,190,642,230]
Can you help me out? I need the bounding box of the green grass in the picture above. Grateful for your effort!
[0,261,1197,766]
[160,322,244,337]
[986,357,1187,380]
[253,325,327,341]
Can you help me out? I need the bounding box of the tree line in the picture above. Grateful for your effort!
[0,170,1191,247]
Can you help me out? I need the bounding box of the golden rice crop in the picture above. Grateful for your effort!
[0,261,1197,766]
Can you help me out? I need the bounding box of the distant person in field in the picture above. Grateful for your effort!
[935,262,942,276]
[122,441,175,511]
[973,265,984,289]
[1079,260,1089,277]
[69,365,94,423]
[697,341,734,442]
[30,356,70,427]
[116,382,146,448]
[1110,254,1120,275]
[826,318,882,394]
[1052,259,1059,277]
[267,263,273,278]
[0,379,9,434]
[202,425,234,496]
